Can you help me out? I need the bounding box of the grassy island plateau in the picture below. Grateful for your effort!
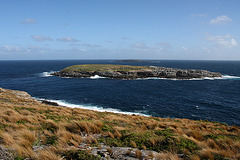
[0,87,239,160]
[52,64,222,80]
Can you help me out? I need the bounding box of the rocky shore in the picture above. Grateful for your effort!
[52,64,222,79]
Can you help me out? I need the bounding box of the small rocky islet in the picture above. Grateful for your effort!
[52,64,222,79]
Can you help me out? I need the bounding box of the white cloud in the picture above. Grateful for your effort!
[57,37,79,42]
[206,34,238,47]
[0,45,52,54]
[131,42,147,48]
[209,15,232,25]
[31,35,53,42]
[27,46,51,53]
[78,49,87,52]
[0,45,22,52]
[82,43,101,48]
[181,46,188,51]
[156,42,172,49]
[21,18,37,24]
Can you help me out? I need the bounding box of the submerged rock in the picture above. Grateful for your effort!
[40,100,60,106]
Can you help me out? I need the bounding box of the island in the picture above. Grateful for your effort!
[52,64,222,79]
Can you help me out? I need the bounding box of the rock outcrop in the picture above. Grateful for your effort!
[52,65,222,79]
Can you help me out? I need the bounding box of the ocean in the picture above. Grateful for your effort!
[0,60,239,126]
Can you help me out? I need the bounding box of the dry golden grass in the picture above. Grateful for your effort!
[107,131,114,138]
[189,154,201,160]
[197,148,215,160]
[17,129,36,144]
[11,143,37,158]
[93,120,104,128]
[114,130,122,139]
[186,129,204,141]
[155,152,179,160]
[85,135,98,144]
[135,149,142,159]
[107,147,113,155]
[38,149,61,160]
[0,87,240,159]
[206,139,219,149]
[130,141,137,148]
[56,127,79,146]
[1,132,14,145]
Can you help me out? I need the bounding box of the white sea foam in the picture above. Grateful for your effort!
[186,75,240,80]
[89,75,106,79]
[41,71,240,81]
[137,77,165,80]
[221,75,240,79]
[136,75,240,81]
[195,105,200,110]
[35,98,150,116]
[38,71,56,77]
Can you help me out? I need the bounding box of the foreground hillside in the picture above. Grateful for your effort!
[0,88,239,160]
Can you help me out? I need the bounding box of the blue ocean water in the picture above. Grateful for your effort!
[0,60,239,126]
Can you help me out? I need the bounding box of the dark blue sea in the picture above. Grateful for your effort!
[0,60,240,126]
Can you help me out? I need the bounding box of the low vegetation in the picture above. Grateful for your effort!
[61,64,150,72]
[0,87,239,159]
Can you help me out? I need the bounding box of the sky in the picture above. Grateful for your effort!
[0,0,240,60]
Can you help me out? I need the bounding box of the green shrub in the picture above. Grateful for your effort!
[46,135,58,145]
[101,124,113,132]
[99,130,199,153]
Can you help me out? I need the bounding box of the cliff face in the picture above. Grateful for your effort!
[52,65,222,79]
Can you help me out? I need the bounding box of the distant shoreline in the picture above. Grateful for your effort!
[114,59,152,62]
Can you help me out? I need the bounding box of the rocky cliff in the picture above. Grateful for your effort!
[52,64,222,79]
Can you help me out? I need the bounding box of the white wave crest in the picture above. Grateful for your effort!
[137,75,240,81]
[221,75,240,79]
[40,72,240,81]
[38,71,56,77]
[90,75,106,79]
[35,98,149,116]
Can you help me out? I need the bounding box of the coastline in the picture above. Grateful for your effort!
[42,70,240,80]
[37,98,150,117]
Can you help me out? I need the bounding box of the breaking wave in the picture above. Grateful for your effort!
[40,71,240,81]
[221,75,240,80]
[89,75,106,79]
[137,75,240,81]
[35,98,150,116]
[37,71,56,77]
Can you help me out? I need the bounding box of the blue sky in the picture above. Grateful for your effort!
[0,0,239,60]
